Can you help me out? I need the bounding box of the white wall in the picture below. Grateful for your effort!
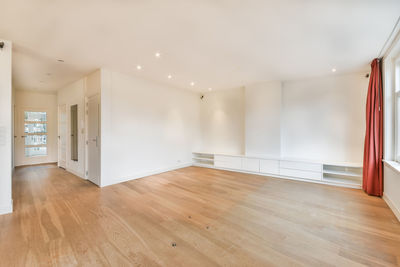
[200,87,245,154]
[15,91,58,165]
[0,39,12,215]
[383,164,400,221]
[57,70,101,179]
[281,73,368,163]
[100,69,201,187]
[58,79,86,178]
[245,81,281,158]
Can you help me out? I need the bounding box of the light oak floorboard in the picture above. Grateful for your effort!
[1,164,400,266]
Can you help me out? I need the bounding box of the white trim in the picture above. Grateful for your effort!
[383,20,400,59]
[15,161,58,167]
[383,160,400,174]
[0,199,13,215]
[65,167,86,180]
[383,193,400,222]
[101,162,192,187]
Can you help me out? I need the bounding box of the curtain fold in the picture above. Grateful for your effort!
[362,58,383,196]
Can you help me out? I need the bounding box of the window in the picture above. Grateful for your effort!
[24,111,47,157]
[396,60,400,161]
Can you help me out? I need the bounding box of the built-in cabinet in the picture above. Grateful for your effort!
[193,152,362,188]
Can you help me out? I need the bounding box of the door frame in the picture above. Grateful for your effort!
[85,94,101,186]
[15,106,51,166]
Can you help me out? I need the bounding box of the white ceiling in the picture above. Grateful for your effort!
[0,0,399,92]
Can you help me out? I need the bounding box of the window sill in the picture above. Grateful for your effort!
[383,160,400,174]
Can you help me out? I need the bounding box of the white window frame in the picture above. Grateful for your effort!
[394,57,400,162]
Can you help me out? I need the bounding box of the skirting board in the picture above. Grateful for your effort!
[101,162,193,187]
[0,199,13,215]
[193,163,362,189]
[383,194,400,222]
[65,167,86,180]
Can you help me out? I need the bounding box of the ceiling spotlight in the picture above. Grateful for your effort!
[208,88,212,91]
[167,74,172,79]
[136,65,142,70]
[46,73,52,76]
[332,68,336,72]
[57,59,64,62]
[190,82,195,86]
[155,52,161,58]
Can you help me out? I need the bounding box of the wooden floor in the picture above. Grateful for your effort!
[1,165,400,266]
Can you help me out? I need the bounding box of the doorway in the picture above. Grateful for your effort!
[15,108,50,166]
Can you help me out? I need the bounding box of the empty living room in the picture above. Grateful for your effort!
[1,1,400,266]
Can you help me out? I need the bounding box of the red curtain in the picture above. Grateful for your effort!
[363,58,383,196]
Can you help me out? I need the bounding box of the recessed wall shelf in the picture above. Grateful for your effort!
[192,152,214,167]
[322,164,362,186]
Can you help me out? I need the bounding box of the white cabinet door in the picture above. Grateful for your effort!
[280,160,322,172]
[242,158,260,172]
[260,159,280,175]
[280,168,322,181]
[214,155,242,170]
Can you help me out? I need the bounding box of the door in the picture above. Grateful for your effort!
[58,104,67,168]
[15,108,50,166]
[87,95,100,185]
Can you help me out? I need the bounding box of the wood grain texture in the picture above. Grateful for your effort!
[1,164,400,266]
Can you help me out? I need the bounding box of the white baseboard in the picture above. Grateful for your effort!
[101,162,192,187]
[0,199,13,215]
[383,193,400,222]
[15,161,58,167]
[65,168,86,180]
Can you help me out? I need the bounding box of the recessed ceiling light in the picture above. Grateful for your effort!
[208,88,212,91]
[167,74,172,79]
[332,68,336,72]
[136,65,142,70]
[190,82,195,86]
[155,52,161,58]
[57,59,64,62]
[46,73,52,76]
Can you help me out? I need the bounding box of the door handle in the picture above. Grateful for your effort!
[21,135,26,138]
[92,137,98,147]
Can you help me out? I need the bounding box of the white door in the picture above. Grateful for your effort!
[87,95,100,186]
[15,108,50,166]
[58,104,67,168]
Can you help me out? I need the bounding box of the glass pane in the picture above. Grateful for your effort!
[25,135,47,146]
[25,147,47,157]
[25,123,47,133]
[25,111,47,122]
